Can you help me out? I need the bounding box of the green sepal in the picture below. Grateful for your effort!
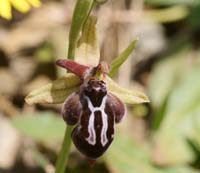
[106,76,149,104]
[75,16,100,67]
[109,39,138,78]
[25,73,81,105]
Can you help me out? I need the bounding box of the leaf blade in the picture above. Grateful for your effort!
[11,112,65,143]
[153,63,200,165]
[109,39,138,78]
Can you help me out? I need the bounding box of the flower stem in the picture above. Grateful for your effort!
[55,1,95,173]
[68,0,94,59]
[55,126,73,173]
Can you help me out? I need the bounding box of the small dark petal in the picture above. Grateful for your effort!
[62,92,82,125]
[56,59,90,79]
[107,93,125,123]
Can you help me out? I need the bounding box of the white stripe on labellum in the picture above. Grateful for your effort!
[85,96,108,146]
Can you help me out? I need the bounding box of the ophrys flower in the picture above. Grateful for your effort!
[56,59,126,159]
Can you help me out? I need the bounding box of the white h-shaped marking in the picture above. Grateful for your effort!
[85,96,108,146]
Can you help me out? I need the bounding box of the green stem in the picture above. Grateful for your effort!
[68,0,94,59]
[55,1,95,173]
[55,126,73,173]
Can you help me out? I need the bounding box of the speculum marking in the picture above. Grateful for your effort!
[85,96,108,146]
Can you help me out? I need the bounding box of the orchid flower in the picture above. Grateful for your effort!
[25,16,149,160]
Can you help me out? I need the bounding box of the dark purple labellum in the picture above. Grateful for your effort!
[62,79,125,159]
[57,59,125,159]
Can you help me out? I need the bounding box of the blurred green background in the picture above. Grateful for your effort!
[0,0,200,173]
